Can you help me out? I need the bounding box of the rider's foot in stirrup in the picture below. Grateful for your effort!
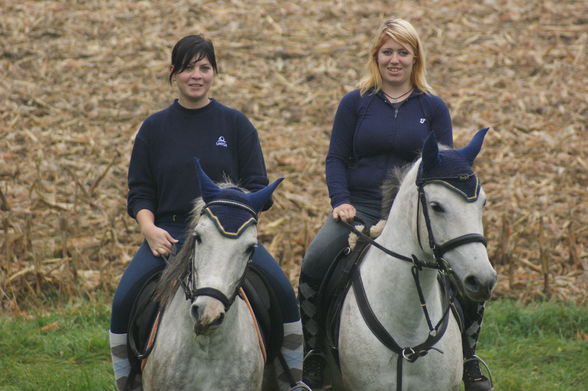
[463,356,493,391]
[289,380,313,391]
[302,353,325,389]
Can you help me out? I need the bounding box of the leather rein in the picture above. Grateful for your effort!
[339,178,486,391]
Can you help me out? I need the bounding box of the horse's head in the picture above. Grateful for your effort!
[187,159,283,335]
[415,128,496,301]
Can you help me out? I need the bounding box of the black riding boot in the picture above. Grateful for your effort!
[298,272,325,388]
[461,299,493,391]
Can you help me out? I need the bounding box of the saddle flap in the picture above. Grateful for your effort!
[319,238,372,353]
[242,263,283,362]
[127,272,162,373]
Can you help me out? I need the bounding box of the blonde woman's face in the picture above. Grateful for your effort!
[377,37,416,89]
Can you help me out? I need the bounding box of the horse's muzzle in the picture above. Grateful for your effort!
[463,272,497,302]
[191,301,225,335]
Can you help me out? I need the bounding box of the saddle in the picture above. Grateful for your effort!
[317,230,372,363]
[126,263,284,377]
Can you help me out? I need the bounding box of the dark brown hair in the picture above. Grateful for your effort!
[169,34,218,84]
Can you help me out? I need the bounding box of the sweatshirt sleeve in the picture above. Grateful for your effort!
[234,113,271,208]
[429,96,453,148]
[325,91,359,208]
[127,123,157,218]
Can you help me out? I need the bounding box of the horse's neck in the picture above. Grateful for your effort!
[360,251,441,322]
[359,184,444,336]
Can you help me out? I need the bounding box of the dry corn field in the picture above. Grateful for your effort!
[1,0,587,311]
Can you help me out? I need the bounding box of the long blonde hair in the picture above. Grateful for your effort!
[358,17,434,95]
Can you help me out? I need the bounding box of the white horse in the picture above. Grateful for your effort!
[334,129,497,391]
[142,159,287,391]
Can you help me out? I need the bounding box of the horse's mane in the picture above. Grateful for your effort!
[380,164,411,219]
[155,180,243,305]
[381,144,452,218]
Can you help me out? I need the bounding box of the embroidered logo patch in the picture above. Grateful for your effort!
[420,118,426,124]
[215,136,228,147]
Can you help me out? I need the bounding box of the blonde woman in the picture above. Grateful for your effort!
[298,18,492,391]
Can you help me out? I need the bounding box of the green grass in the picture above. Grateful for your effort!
[0,297,115,391]
[0,298,587,390]
[478,300,588,391]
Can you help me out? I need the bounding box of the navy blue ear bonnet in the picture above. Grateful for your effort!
[193,158,283,238]
[203,188,258,238]
[417,128,488,202]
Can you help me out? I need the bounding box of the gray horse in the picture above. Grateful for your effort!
[332,129,497,390]
[142,159,289,391]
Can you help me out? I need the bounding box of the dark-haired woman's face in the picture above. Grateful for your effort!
[174,55,215,109]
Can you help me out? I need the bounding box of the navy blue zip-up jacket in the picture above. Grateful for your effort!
[326,89,453,208]
[127,99,269,219]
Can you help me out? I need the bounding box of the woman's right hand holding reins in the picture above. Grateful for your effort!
[333,203,356,223]
[136,209,178,257]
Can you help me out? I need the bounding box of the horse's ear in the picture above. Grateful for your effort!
[193,157,221,202]
[456,128,489,165]
[247,178,285,213]
[421,131,440,172]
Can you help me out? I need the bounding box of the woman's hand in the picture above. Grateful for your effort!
[142,225,178,257]
[136,209,178,257]
[333,203,356,223]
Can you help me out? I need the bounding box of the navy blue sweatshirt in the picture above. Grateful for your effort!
[326,89,453,209]
[127,99,269,219]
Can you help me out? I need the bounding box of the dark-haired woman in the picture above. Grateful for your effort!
[109,35,306,391]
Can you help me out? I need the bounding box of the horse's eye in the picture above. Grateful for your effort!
[246,244,257,256]
[430,202,445,213]
[194,233,202,244]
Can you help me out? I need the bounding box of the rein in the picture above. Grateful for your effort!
[340,174,487,391]
[339,220,439,270]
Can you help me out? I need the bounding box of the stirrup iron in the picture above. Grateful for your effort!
[465,354,494,388]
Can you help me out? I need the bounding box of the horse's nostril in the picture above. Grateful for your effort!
[211,312,225,327]
[465,275,480,292]
[191,304,199,321]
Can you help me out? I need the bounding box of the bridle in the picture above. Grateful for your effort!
[415,172,487,272]
[340,165,487,391]
[341,172,487,273]
[179,199,258,311]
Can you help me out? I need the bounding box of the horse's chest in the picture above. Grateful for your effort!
[144,303,264,391]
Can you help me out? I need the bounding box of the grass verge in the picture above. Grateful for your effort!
[0,298,586,390]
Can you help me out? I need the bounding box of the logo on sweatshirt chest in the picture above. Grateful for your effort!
[215,136,228,148]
